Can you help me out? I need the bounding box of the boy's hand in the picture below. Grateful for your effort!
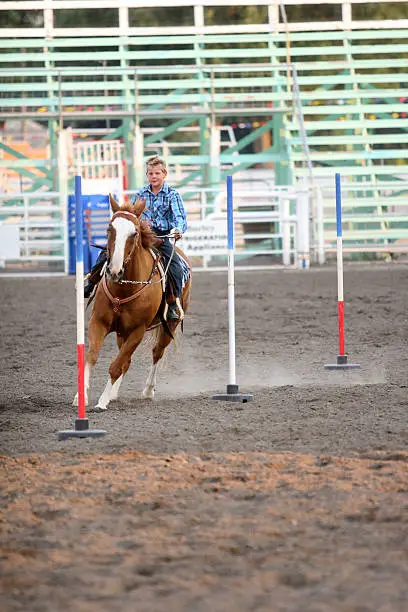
[170,228,183,240]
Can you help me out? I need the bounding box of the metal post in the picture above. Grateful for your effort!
[213,176,253,403]
[208,69,221,191]
[58,175,106,439]
[133,70,145,188]
[324,173,360,370]
[296,190,310,269]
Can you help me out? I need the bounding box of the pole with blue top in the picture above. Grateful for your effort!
[213,175,253,402]
[324,173,360,370]
[58,176,107,439]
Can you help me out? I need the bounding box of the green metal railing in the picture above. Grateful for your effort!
[0,0,407,258]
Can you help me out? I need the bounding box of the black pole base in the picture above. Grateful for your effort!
[212,384,253,403]
[324,354,361,370]
[58,418,106,441]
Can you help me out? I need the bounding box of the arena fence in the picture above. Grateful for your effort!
[0,0,407,260]
[0,191,67,273]
[4,175,405,274]
[0,181,312,274]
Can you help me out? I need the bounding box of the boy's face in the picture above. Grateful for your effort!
[146,165,167,191]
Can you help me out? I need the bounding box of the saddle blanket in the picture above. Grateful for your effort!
[177,252,191,288]
[149,248,190,291]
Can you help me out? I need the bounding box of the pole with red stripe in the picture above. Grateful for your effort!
[75,175,86,421]
[58,176,106,439]
[324,173,360,370]
[336,172,345,357]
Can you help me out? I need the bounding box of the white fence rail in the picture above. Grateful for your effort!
[0,191,67,272]
[0,185,312,274]
[2,178,407,275]
[176,186,311,269]
[1,1,407,38]
[315,179,408,256]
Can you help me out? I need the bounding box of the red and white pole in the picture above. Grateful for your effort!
[75,175,86,422]
[324,173,360,370]
[336,172,345,358]
[58,176,106,439]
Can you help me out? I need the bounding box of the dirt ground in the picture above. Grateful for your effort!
[1,264,408,611]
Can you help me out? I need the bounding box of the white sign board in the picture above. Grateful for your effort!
[0,224,20,261]
[81,178,122,197]
[182,218,228,255]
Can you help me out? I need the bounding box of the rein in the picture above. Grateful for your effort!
[103,209,178,312]
[102,275,151,313]
[118,236,176,286]
[102,253,160,313]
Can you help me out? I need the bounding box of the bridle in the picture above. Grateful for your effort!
[106,209,177,286]
[103,209,173,312]
[106,210,139,275]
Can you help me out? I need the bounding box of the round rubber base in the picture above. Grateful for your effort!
[58,418,106,440]
[212,393,253,402]
[58,429,106,440]
[213,385,253,403]
[324,355,360,370]
[324,363,361,370]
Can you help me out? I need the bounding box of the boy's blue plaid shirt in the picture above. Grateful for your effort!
[131,182,187,233]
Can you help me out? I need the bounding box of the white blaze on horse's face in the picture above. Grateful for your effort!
[110,217,136,277]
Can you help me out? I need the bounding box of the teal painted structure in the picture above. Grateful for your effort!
[0,0,407,257]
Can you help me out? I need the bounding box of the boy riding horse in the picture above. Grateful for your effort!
[84,155,188,321]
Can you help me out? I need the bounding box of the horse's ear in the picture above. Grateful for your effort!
[109,193,120,214]
[132,198,146,218]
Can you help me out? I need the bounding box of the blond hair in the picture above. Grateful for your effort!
[146,155,167,173]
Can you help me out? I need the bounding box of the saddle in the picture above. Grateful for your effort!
[87,247,178,305]
[86,248,178,338]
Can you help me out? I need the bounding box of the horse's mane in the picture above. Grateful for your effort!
[119,201,163,249]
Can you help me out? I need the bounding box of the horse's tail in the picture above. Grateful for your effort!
[85,276,104,309]
[86,288,97,310]
[158,293,175,339]
[175,245,192,317]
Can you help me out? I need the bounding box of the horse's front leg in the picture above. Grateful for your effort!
[96,325,146,410]
[142,324,176,399]
[108,335,125,402]
[73,314,109,407]
[101,334,134,403]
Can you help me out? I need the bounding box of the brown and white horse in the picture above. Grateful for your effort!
[73,194,192,410]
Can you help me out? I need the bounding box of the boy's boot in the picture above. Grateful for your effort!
[84,276,96,299]
[167,301,180,320]
[84,251,107,298]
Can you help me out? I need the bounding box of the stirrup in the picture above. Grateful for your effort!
[175,297,184,320]
[167,303,180,321]
[84,281,96,299]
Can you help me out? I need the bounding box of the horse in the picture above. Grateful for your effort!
[73,194,192,410]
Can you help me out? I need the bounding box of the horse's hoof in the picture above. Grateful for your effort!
[95,403,108,411]
[142,388,155,399]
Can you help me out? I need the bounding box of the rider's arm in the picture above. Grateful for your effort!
[169,227,183,239]
[169,190,187,234]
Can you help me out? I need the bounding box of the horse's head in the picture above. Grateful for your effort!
[106,194,146,281]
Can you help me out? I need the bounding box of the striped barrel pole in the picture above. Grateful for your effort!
[324,173,360,370]
[335,172,345,358]
[58,176,107,439]
[226,174,237,390]
[75,175,86,421]
[212,176,253,402]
